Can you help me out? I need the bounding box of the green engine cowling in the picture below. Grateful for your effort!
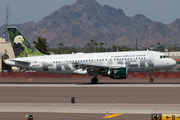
[108,68,128,79]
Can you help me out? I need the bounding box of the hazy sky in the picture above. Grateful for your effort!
[0,0,180,27]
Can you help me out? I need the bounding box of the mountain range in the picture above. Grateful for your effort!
[0,0,180,48]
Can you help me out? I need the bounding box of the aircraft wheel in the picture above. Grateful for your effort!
[91,78,99,84]
[150,78,154,83]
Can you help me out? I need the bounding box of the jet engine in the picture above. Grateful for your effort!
[108,68,128,79]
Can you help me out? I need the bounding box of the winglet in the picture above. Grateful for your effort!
[7,26,44,58]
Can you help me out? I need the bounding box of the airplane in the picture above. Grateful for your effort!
[5,26,176,84]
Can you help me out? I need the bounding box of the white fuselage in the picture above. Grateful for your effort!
[5,51,176,75]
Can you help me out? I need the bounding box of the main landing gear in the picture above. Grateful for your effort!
[149,71,154,83]
[91,73,99,84]
[91,77,99,84]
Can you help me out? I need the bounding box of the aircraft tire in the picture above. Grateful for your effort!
[150,78,154,83]
[91,78,98,84]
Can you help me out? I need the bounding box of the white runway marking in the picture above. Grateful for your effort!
[0,103,180,114]
[0,84,179,87]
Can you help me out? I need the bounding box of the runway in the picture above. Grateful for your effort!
[0,112,149,120]
[0,103,180,114]
[0,78,180,120]
[0,78,180,84]
[0,86,180,104]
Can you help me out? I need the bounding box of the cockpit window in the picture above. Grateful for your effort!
[160,55,169,59]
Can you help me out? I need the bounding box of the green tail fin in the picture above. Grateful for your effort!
[7,26,44,58]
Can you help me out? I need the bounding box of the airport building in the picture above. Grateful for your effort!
[0,37,15,71]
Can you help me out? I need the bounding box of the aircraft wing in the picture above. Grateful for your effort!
[73,62,109,68]
[72,62,126,70]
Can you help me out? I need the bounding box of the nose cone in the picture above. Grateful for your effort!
[170,59,176,67]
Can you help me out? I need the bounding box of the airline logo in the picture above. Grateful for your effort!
[41,59,154,71]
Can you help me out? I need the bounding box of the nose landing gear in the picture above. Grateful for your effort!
[149,71,154,83]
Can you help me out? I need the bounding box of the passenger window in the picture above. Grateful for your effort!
[53,61,55,63]
[160,56,162,59]
[163,56,166,58]
[122,58,124,60]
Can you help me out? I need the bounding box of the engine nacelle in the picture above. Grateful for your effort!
[73,69,88,75]
[108,68,128,79]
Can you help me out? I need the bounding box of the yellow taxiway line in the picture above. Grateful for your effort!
[103,113,123,118]
[28,79,33,81]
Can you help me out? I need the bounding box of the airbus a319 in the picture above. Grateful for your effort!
[5,27,176,83]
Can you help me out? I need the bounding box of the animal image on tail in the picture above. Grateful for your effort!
[7,27,44,57]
